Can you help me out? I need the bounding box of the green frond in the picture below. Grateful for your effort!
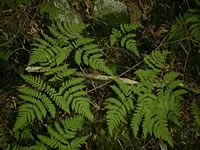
[71,97,94,121]
[105,98,128,135]
[163,72,180,83]
[120,24,139,33]
[18,87,56,118]
[54,22,88,40]
[144,50,169,70]
[191,101,200,127]
[73,38,95,48]
[61,78,85,91]
[37,135,58,148]
[11,145,25,150]
[105,80,134,135]
[152,117,173,147]
[131,98,149,137]
[110,24,139,56]
[42,33,58,46]
[20,75,69,113]
[20,75,47,91]
[121,33,136,47]
[48,26,69,43]
[48,68,76,82]
[20,128,34,141]
[66,136,88,150]
[62,81,93,120]
[19,95,47,118]
[55,46,72,65]
[75,48,84,65]
[14,104,37,131]
[110,29,122,46]
[89,54,113,75]
[125,39,139,56]
[43,64,69,76]
[61,115,84,131]
[37,116,87,149]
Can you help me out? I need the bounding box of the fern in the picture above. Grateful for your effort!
[14,72,93,131]
[169,1,200,42]
[105,79,134,135]
[60,77,94,120]
[37,116,88,149]
[105,50,187,147]
[29,21,113,76]
[131,51,187,146]
[110,23,140,56]
[191,101,200,127]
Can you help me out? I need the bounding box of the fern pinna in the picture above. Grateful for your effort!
[110,24,140,56]
[105,50,187,147]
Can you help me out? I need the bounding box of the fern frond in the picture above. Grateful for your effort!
[73,38,95,48]
[105,98,128,135]
[191,101,200,127]
[48,68,76,82]
[19,95,47,118]
[72,97,94,121]
[56,22,88,39]
[105,80,134,135]
[144,50,169,70]
[14,104,36,131]
[20,75,69,113]
[37,116,87,149]
[110,24,139,56]
[18,87,56,118]
[66,136,88,150]
[131,95,152,137]
[110,29,122,46]
[48,26,69,44]
[55,46,72,65]
[120,24,139,33]
[121,33,138,56]
[89,54,113,75]
[20,128,34,141]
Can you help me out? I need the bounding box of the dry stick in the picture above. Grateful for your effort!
[86,61,142,93]
[154,31,170,51]
[25,63,200,94]
[25,63,141,87]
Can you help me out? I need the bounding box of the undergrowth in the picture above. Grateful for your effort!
[1,1,200,149]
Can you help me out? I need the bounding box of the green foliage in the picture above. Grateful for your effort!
[14,73,93,131]
[29,21,113,76]
[105,50,187,147]
[11,116,87,150]
[110,24,140,56]
[36,116,88,150]
[12,21,190,149]
[169,0,200,42]
[191,101,200,127]
[105,79,134,135]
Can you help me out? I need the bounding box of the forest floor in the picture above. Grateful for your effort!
[0,0,200,149]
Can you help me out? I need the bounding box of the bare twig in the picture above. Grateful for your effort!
[25,64,200,94]
[25,66,139,85]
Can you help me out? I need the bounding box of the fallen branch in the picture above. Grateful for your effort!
[25,66,200,94]
[25,66,138,85]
